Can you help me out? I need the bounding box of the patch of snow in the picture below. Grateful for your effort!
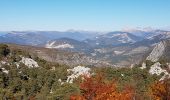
[148,32,170,40]
[66,66,91,83]
[114,51,124,55]
[46,41,74,49]
[147,34,160,40]
[96,42,99,45]
[46,41,56,48]
[20,57,39,68]
[54,44,74,49]
[112,33,135,43]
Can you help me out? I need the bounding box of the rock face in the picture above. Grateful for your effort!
[0,68,9,74]
[149,62,170,81]
[20,57,39,68]
[66,66,91,83]
[140,62,146,69]
[149,62,165,75]
[0,61,9,74]
[146,41,166,62]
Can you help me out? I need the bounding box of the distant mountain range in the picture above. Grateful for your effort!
[1,29,170,67]
[0,31,100,46]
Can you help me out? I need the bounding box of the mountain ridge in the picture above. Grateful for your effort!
[1,29,170,67]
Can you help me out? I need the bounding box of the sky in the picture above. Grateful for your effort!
[0,0,170,31]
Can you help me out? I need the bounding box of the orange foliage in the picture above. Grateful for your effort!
[70,95,85,100]
[28,95,36,100]
[150,80,170,100]
[70,74,134,100]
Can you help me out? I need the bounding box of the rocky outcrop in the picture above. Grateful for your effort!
[140,62,146,69]
[66,66,91,83]
[149,62,170,81]
[20,57,39,68]
[146,41,166,62]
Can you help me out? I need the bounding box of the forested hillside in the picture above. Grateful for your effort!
[0,44,169,100]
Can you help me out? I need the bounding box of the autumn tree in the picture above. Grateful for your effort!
[70,74,134,100]
[150,79,170,100]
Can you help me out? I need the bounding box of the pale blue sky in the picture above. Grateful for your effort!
[0,0,170,31]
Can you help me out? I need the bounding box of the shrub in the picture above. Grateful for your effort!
[149,79,170,100]
[0,44,10,57]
